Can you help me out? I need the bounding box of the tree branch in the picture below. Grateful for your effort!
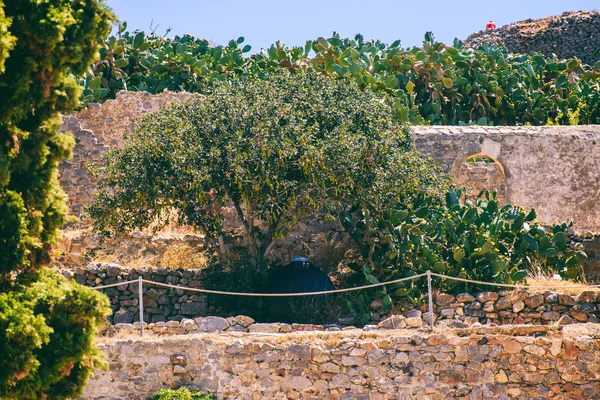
[338,209,370,260]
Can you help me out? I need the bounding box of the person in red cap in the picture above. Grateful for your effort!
[486,20,497,29]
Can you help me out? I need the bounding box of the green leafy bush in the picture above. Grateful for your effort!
[151,387,214,400]
[346,190,586,321]
[0,1,115,398]
[82,29,600,125]
[0,0,114,278]
[0,270,111,399]
[90,71,448,269]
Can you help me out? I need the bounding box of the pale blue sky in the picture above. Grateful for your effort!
[105,0,598,50]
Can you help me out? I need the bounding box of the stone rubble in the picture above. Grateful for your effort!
[464,11,600,66]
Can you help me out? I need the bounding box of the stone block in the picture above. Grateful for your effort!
[113,308,134,324]
[198,316,229,332]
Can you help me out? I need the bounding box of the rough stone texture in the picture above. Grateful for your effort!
[411,125,600,232]
[81,328,600,399]
[59,91,194,217]
[69,262,208,324]
[464,11,600,66]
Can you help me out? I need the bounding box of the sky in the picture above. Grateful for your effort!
[105,0,599,51]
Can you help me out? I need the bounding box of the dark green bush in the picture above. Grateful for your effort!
[82,29,600,125]
[346,190,586,322]
[0,270,111,399]
[151,387,214,400]
[0,1,115,398]
[0,0,113,279]
[200,258,269,320]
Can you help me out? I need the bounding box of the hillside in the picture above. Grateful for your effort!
[464,10,600,65]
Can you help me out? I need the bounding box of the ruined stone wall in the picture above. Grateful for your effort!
[464,10,600,66]
[59,92,600,232]
[412,125,600,232]
[69,263,600,327]
[81,327,600,399]
[59,91,194,216]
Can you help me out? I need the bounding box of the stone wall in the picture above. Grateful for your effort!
[81,326,600,399]
[59,91,193,216]
[413,125,600,232]
[464,10,600,66]
[70,263,600,327]
[68,263,208,324]
[59,91,600,232]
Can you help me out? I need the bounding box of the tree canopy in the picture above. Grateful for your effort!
[0,0,114,278]
[90,71,450,268]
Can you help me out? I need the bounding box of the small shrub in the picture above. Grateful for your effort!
[283,292,348,324]
[200,258,269,320]
[151,387,214,400]
[0,270,111,399]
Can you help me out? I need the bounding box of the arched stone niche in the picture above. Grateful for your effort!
[454,153,508,204]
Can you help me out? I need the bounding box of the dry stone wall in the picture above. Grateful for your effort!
[67,263,208,324]
[69,263,600,327]
[81,327,600,399]
[464,10,600,66]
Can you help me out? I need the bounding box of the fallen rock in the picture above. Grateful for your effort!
[248,323,281,333]
[405,317,423,328]
[556,315,575,325]
[113,308,134,324]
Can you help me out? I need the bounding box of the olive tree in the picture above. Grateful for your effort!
[91,71,449,268]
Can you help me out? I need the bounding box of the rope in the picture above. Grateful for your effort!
[87,272,599,295]
[141,274,427,297]
[92,279,140,289]
[430,272,600,289]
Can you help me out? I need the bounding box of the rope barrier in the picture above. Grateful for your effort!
[141,273,427,297]
[92,279,140,290]
[88,270,599,335]
[89,272,599,294]
[429,272,600,289]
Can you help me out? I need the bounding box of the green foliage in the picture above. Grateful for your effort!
[90,71,448,268]
[0,270,111,399]
[346,189,585,321]
[0,1,115,398]
[0,1,15,73]
[151,387,215,400]
[0,0,114,278]
[82,30,600,125]
[0,190,29,274]
[200,258,269,319]
[80,24,248,102]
